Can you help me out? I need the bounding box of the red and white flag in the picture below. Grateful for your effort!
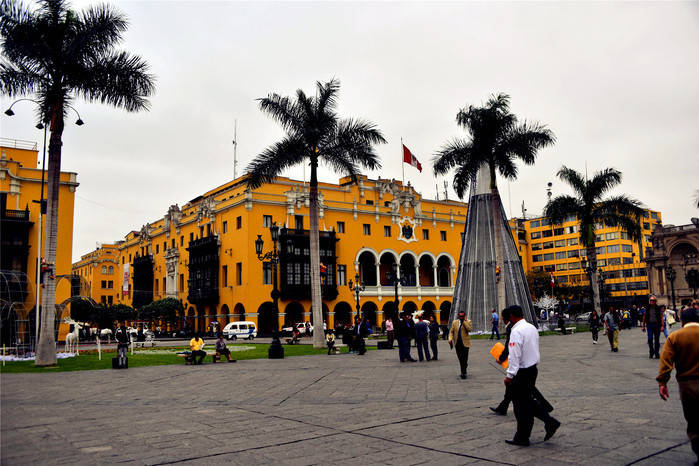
[550,274,555,287]
[402,144,422,172]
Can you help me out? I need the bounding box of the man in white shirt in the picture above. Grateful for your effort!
[504,305,561,447]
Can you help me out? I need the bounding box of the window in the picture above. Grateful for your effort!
[557,275,569,283]
[622,244,633,253]
[623,257,634,265]
[596,246,605,255]
[565,214,577,223]
[569,262,580,270]
[530,231,541,239]
[179,274,184,291]
[532,255,542,263]
[542,230,553,238]
[606,232,618,240]
[645,235,652,243]
[440,231,447,241]
[101,280,107,288]
[223,221,228,233]
[554,240,565,248]
[154,278,158,293]
[643,222,650,230]
[236,216,242,229]
[180,236,184,246]
[337,265,347,286]
[236,262,242,286]
[108,266,113,274]
[190,232,194,242]
[566,226,577,234]
[543,253,554,261]
[556,263,567,271]
[607,244,620,254]
[532,266,543,272]
[108,280,113,289]
[422,229,429,240]
[553,228,564,236]
[263,262,273,285]
[107,296,113,306]
[366,199,374,205]
[206,224,211,236]
[222,265,228,287]
[102,266,107,273]
[556,252,566,260]
[295,215,304,230]
[337,221,345,233]
[384,226,391,237]
[651,212,659,220]
[595,234,604,242]
[567,238,578,246]
[567,250,579,258]
[543,241,554,249]
[608,257,621,266]
[541,218,552,226]
[172,239,175,248]
[580,249,587,257]
[531,243,542,251]
[363,224,371,235]
[262,215,273,228]
[598,259,607,267]
[530,220,541,228]
[156,244,160,254]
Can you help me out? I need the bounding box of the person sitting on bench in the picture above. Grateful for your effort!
[189,333,206,365]
[326,331,337,354]
[215,333,236,362]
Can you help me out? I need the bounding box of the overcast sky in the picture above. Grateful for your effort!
[2,1,698,263]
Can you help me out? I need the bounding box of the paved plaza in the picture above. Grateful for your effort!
[1,329,695,465]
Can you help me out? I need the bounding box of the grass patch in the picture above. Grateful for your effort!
[0,343,334,374]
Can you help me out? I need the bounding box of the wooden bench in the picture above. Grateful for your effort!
[177,351,216,364]
[554,327,576,334]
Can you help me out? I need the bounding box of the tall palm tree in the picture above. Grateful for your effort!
[246,79,385,348]
[433,93,554,309]
[1,0,155,366]
[544,166,644,312]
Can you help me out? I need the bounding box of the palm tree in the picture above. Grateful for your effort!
[544,166,644,312]
[433,93,554,309]
[246,79,385,348]
[1,0,155,366]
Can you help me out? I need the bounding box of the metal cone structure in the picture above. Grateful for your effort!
[450,166,538,332]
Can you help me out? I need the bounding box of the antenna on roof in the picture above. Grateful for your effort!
[435,184,439,201]
[521,201,527,220]
[232,119,238,180]
[443,180,449,201]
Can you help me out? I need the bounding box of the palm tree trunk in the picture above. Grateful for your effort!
[308,157,325,348]
[489,164,506,312]
[35,109,64,366]
[588,247,601,312]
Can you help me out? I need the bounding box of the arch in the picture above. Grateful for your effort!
[436,253,456,267]
[196,306,206,334]
[421,300,437,320]
[379,251,398,286]
[382,300,399,321]
[360,301,378,327]
[358,250,377,286]
[402,301,418,315]
[437,256,452,287]
[284,302,304,326]
[220,304,230,327]
[333,302,352,327]
[400,254,417,286]
[257,302,278,336]
[233,303,245,321]
[439,301,452,324]
[354,247,379,264]
[419,255,435,287]
[669,242,698,258]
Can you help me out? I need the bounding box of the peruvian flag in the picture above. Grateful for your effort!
[402,144,422,172]
[550,274,555,287]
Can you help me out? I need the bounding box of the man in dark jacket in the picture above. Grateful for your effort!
[415,314,431,361]
[396,312,416,362]
[643,296,664,358]
[353,317,369,355]
[115,322,130,368]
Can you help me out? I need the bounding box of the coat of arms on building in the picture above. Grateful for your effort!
[398,217,418,244]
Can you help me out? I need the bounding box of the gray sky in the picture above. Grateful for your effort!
[2,1,698,263]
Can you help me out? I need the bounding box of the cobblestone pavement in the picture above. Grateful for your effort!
[1,328,695,465]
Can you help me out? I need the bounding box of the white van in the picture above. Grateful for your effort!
[222,321,257,340]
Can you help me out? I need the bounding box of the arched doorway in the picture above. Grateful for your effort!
[358,251,377,286]
[437,256,452,287]
[284,302,304,326]
[220,304,230,327]
[403,301,418,316]
[419,255,435,286]
[361,301,377,327]
[440,301,452,324]
[400,254,417,286]
[234,303,245,321]
[379,252,397,286]
[422,301,436,320]
[382,300,398,321]
[257,302,278,336]
[333,302,352,327]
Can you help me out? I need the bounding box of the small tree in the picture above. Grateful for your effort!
[534,293,559,320]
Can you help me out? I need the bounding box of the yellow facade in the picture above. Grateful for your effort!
[72,244,120,306]
[1,138,78,344]
[74,176,468,333]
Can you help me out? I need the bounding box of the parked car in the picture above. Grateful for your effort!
[222,321,257,340]
[281,322,313,337]
[576,312,592,322]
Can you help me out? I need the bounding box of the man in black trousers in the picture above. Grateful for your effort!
[491,307,553,415]
[504,305,561,446]
[448,310,471,379]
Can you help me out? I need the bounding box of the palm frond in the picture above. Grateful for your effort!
[0,63,43,96]
[451,158,483,199]
[496,120,555,165]
[432,139,476,176]
[591,195,644,241]
[556,166,587,197]
[73,3,127,58]
[315,78,340,115]
[257,93,303,133]
[543,195,581,226]
[245,136,307,189]
[588,168,622,200]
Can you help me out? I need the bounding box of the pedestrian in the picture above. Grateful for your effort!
[603,307,619,352]
[326,331,337,355]
[354,317,368,355]
[557,311,567,335]
[643,296,663,359]
[448,310,472,379]
[657,300,699,464]
[396,312,416,362]
[385,317,395,348]
[189,333,206,365]
[115,321,130,368]
[491,307,554,416]
[305,321,312,338]
[588,309,601,344]
[415,314,431,361]
[428,314,440,361]
[215,333,236,362]
[490,308,501,340]
[503,305,561,447]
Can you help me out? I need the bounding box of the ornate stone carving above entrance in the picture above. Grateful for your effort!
[398,217,418,244]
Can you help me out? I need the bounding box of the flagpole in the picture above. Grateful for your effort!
[401,137,405,191]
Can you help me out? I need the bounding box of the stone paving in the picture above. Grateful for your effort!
[1,328,695,465]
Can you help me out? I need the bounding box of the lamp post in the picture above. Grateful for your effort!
[255,222,281,332]
[386,262,408,320]
[581,256,597,308]
[348,273,365,320]
[665,265,677,311]
[683,255,698,299]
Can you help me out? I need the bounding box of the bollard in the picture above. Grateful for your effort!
[97,338,101,361]
[2,344,5,367]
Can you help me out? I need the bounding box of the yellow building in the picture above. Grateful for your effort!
[516,209,661,304]
[1,137,78,347]
[75,176,468,334]
[72,244,120,306]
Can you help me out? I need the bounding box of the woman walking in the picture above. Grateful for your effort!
[428,315,440,361]
[588,309,601,344]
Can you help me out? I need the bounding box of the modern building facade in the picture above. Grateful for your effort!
[0,138,78,347]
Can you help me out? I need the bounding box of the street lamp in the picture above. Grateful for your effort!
[348,273,365,320]
[386,262,408,320]
[255,222,281,331]
[665,265,677,311]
